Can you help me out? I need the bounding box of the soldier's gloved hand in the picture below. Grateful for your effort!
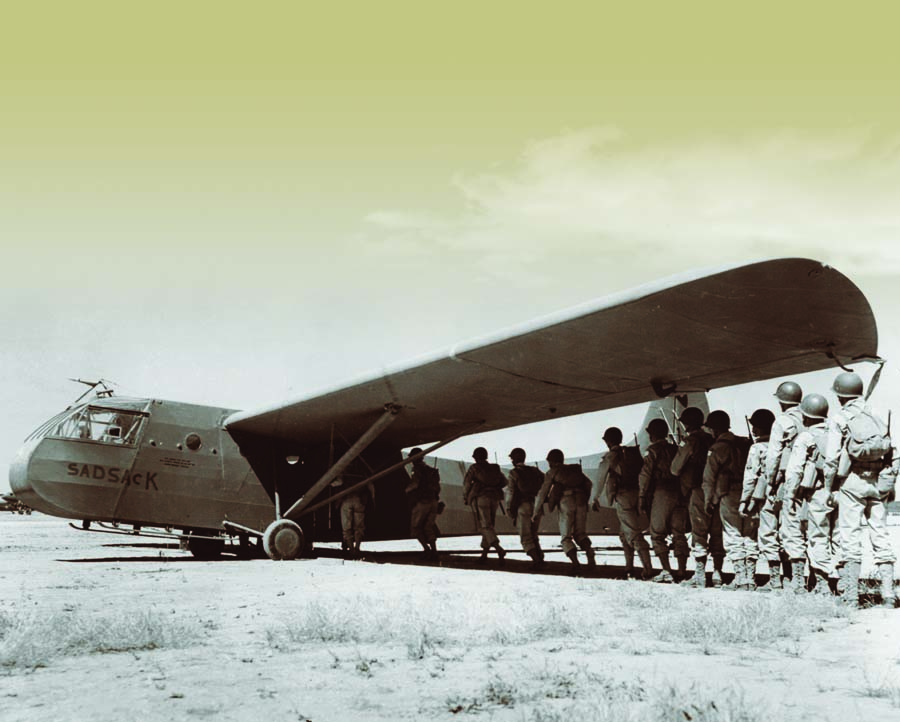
[638,496,648,516]
[826,492,838,508]
[705,500,716,516]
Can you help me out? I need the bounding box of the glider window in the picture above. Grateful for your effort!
[48,407,146,446]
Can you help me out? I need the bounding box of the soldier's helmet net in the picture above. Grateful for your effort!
[646,418,669,438]
[602,427,623,444]
[472,446,488,461]
[774,381,803,405]
[832,371,864,398]
[509,447,526,463]
[749,408,775,433]
[546,448,565,463]
[679,407,705,429]
[799,393,829,420]
[705,410,731,431]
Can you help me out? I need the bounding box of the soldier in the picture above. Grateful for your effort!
[823,371,896,608]
[592,427,653,579]
[534,449,595,571]
[405,448,441,560]
[671,407,721,588]
[506,447,545,567]
[762,380,804,590]
[784,393,835,595]
[336,475,374,559]
[463,447,507,563]
[702,410,753,590]
[638,419,689,583]
[739,408,776,590]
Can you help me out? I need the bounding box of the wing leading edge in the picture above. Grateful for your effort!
[225,258,878,448]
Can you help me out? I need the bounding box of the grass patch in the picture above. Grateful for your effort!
[610,585,850,648]
[265,592,596,653]
[0,606,203,668]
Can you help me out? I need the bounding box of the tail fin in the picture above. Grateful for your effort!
[633,392,710,454]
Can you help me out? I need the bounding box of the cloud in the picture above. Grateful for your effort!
[362,125,900,280]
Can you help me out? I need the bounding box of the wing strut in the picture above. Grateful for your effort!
[280,404,401,520]
[295,419,485,518]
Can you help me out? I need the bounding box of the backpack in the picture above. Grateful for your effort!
[846,407,892,462]
[476,462,507,489]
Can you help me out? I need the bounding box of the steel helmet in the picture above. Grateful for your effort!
[602,427,623,444]
[832,371,864,399]
[774,381,803,405]
[748,408,775,433]
[679,407,705,429]
[472,446,489,461]
[546,448,565,463]
[646,418,670,438]
[799,393,829,420]
[509,447,526,463]
[408,447,423,458]
[705,410,731,431]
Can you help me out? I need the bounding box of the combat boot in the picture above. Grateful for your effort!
[654,552,676,583]
[676,555,689,582]
[788,560,807,594]
[879,562,896,608]
[710,557,724,588]
[810,568,832,596]
[685,557,706,588]
[623,549,636,579]
[494,543,507,562]
[637,548,654,580]
[527,549,543,569]
[744,559,757,590]
[479,548,489,564]
[566,548,581,575]
[841,561,861,608]
[756,560,783,592]
[584,547,596,569]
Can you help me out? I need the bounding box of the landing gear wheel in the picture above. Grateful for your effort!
[263,519,305,560]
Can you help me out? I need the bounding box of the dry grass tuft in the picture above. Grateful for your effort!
[0,606,203,668]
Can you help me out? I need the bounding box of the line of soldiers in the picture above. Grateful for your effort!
[593,371,897,608]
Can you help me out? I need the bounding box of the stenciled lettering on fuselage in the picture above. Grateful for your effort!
[66,463,159,491]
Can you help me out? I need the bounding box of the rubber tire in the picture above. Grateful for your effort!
[263,519,305,560]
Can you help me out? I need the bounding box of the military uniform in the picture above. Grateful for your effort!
[464,460,506,557]
[639,439,688,579]
[704,432,754,589]
[823,397,896,605]
[507,463,545,562]
[534,463,594,563]
[785,421,835,593]
[406,462,441,557]
[339,481,373,557]
[671,428,721,585]
[596,444,651,577]
[761,406,803,587]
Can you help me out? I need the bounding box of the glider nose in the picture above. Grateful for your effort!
[9,438,39,506]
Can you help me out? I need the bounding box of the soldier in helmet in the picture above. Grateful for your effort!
[534,449,595,571]
[823,372,896,607]
[761,380,804,590]
[463,447,507,563]
[638,418,689,583]
[740,409,776,590]
[702,411,753,590]
[506,447,545,567]
[784,393,835,594]
[405,448,441,560]
[592,427,653,579]
[671,407,720,588]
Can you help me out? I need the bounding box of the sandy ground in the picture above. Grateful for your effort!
[2,515,900,722]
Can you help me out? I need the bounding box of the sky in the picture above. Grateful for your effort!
[2,2,900,487]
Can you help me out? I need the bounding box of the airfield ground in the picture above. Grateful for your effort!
[2,515,900,722]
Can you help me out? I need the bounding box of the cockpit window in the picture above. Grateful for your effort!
[39,406,148,446]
